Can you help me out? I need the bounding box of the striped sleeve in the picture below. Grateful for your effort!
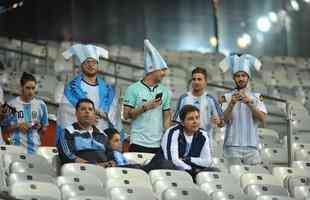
[172,94,187,122]
[59,128,77,161]
[39,100,49,126]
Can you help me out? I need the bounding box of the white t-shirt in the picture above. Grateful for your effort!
[81,80,100,108]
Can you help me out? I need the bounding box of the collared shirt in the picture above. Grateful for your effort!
[222,89,267,148]
[159,124,212,170]
[123,80,171,148]
[58,123,108,164]
[7,97,49,154]
[173,91,223,147]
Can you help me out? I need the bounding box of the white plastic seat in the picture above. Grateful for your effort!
[272,167,307,187]
[200,180,243,197]
[256,195,295,200]
[37,146,60,173]
[68,197,107,200]
[153,179,198,197]
[3,153,52,175]
[295,149,310,161]
[211,157,229,172]
[9,181,61,200]
[123,152,155,165]
[149,170,193,185]
[56,175,103,187]
[230,165,270,180]
[106,176,153,191]
[61,163,105,180]
[261,148,288,164]
[196,172,237,186]
[244,185,288,198]
[292,161,310,171]
[211,191,253,200]
[286,175,310,194]
[0,145,26,155]
[8,172,54,186]
[240,173,282,190]
[292,185,310,199]
[60,184,105,200]
[162,187,208,200]
[108,186,156,200]
[10,160,56,177]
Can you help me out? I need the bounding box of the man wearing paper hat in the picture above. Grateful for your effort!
[123,39,171,153]
[56,44,124,145]
[219,53,267,165]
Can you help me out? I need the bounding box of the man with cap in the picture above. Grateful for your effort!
[219,53,267,165]
[173,67,224,151]
[123,39,171,153]
[56,44,124,145]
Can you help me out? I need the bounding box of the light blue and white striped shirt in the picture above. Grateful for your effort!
[8,97,49,154]
[222,90,267,148]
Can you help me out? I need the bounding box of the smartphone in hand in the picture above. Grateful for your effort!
[155,92,163,101]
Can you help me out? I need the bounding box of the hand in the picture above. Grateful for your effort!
[230,92,242,105]
[144,98,162,111]
[18,122,30,134]
[242,95,252,105]
[31,121,42,130]
[99,161,116,168]
[211,115,221,126]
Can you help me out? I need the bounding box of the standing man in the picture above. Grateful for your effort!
[123,39,171,153]
[5,72,49,154]
[56,44,124,145]
[219,53,267,165]
[173,67,224,148]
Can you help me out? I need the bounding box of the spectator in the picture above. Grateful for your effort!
[56,44,124,146]
[123,39,171,153]
[5,72,49,154]
[58,98,115,167]
[219,53,267,165]
[173,67,224,150]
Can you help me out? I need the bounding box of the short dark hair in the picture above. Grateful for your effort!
[104,128,120,141]
[179,105,200,122]
[20,72,36,86]
[75,98,95,111]
[191,67,208,79]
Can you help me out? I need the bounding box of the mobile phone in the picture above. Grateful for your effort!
[155,93,163,100]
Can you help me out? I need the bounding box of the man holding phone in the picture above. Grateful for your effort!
[123,39,171,153]
[220,53,267,165]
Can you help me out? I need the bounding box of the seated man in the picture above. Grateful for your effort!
[155,105,214,176]
[58,98,114,167]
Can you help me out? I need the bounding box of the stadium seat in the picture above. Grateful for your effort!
[0,145,26,155]
[9,181,61,200]
[256,195,295,200]
[10,160,56,177]
[230,165,270,180]
[199,179,243,197]
[244,185,288,198]
[292,161,310,171]
[108,186,156,200]
[295,149,310,161]
[261,148,288,164]
[272,167,307,186]
[211,157,229,172]
[240,173,282,190]
[37,146,60,174]
[60,184,106,200]
[149,169,193,185]
[285,175,310,194]
[153,179,198,197]
[123,152,155,165]
[61,163,105,180]
[292,185,310,199]
[105,176,153,192]
[7,172,55,186]
[211,191,253,200]
[3,153,53,176]
[56,175,103,187]
[68,197,107,200]
[103,167,150,184]
[162,187,208,200]
[196,172,237,186]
